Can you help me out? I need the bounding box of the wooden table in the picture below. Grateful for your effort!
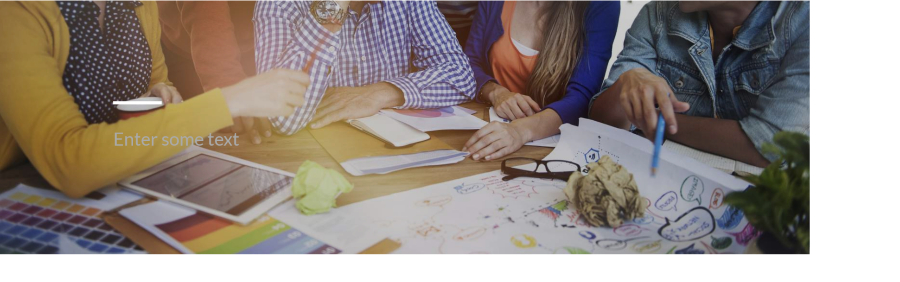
[0,102,554,207]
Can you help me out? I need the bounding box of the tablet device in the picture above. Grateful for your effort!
[119,149,293,225]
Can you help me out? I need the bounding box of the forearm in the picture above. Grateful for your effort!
[589,80,630,130]
[365,82,405,109]
[510,109,563,142]
[667,114,770,167]
[480,81,508,105]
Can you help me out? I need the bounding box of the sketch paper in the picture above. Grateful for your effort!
[381,106,488,132]
[489,107,559,147]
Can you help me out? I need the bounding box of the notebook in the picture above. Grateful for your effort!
[347,114,430,147]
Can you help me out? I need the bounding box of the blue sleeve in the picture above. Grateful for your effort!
[545,1,620,125]
[464,1,499,103]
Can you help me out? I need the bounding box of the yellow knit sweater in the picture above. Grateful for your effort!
[0,1,234,197]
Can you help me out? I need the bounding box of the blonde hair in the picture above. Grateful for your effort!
[526,1,588,107]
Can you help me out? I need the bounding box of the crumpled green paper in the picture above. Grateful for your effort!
[292,160,353,215]
[564,155,646,228]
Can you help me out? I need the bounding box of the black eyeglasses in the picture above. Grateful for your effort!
[500,157,581,181]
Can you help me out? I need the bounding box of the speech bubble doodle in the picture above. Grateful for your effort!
[452,227,486,241]
[453,183,486,195]
[579,230,597,240]
[674,243,705,254]
[680,175,705,205]
[511,234,537,248]
[633,214,655,225]
[643,197,668,220]
[655,191,679,211]
[595,236,648,251]
[716,206,744,230]
[553,247,591,256]
[727,224,762,246]
[516,179,566,190]
[632,240,662,253]
[415,195,452,207]
[658,207,716,242]
[614,224,645,237]
[595,239,628,250]
[711,236,733,250]
[709,188,725,209]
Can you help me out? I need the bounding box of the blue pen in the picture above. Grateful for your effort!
[651,101,667,177]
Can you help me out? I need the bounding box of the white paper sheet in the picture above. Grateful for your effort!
[340,150,467,176]
[302,122,756,254]
[381,106,488,132]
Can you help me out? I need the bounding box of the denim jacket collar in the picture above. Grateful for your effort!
[667,1,778,51]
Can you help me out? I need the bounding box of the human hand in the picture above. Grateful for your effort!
[143,83,183,104]
[221,69,308,118]
[310,82,404,129]
[463,121,529,161]
[219,117,272,145]
[617,68,690,138]
[491,90,541,120]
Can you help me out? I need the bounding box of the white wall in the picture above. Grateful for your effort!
[606,1,650,78]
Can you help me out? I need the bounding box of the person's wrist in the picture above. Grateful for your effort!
[221,86,243,117]
[371,82,405,108]
[310,1,349,32]
[487,88,500,105]
[488,86,506,105]
[509,121,533,143]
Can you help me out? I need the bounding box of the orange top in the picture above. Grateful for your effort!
[489,1,537,94]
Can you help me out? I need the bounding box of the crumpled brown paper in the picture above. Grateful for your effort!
[564,155,647,228]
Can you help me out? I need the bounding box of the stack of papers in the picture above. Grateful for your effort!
[381,106,488,132]
[310,121,467,176]
[341,150,467,176]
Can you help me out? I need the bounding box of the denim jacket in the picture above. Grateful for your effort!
[592,1,809,161]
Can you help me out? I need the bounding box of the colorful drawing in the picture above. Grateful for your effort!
[595,236,649,251]
[655,191,679,211]
[658,207,716,242]
[613,224,646,237]
[392,107,470,118]
[553,247,591,256]
[674,243,705,254]
[538,201,568,221]
[727,223,762,246]
[680,175,705,205]
[452,227,486,241]
[511,234,537,248]
[488,182,537,199]
[415,195,452,207]
[710,236,733,249]
[709,188,725,209]
[716,206,744,230]
[454,183,485,195]
[0,187,144,254]
[631,239,662,253]
[156,214,339,254]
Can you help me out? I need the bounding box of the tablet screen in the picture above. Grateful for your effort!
[132,154,291,216]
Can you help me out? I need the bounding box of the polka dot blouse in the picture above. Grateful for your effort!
[57,1,152,124]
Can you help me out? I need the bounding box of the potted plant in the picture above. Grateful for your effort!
[725,131,810,254]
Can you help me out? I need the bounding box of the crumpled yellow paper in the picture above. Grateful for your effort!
[292,160,353,215]
[564,155,647,228]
